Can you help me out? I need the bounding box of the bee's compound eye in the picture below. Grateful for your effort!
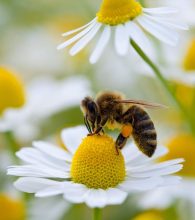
[87,102,97,114]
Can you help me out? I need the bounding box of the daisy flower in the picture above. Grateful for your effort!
[0,76,90,143]
[0,194,26,220]
[139,133,195,219]
[8,126,184,208]
[57,0,188,64]
[158,38,195,85]
[146,0,195,26]
[0,67,25,114]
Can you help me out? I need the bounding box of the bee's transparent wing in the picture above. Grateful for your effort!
[116,100,168,109]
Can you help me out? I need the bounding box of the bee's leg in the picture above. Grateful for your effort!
[115,134,128,154]
[88,116,108,136]
[115,124,133,154]
[84,116,92,134]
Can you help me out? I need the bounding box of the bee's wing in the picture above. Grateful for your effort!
[116,100,168,109]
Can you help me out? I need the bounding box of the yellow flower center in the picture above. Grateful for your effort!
[0,67,25,114]
[174,82,194,108]
[133,210,164,220]
[160,134,195,177]
[0,194,26,220]
[97,0,142,25]
[71,135,126,189]
[183,39,195,71]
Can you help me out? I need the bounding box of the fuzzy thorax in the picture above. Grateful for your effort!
[71,135,126,189]
[97,0,142,25]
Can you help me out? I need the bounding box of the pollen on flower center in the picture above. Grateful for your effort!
[183,39,195,71]
[71,135,126,189]
[0,67,25,114]
[97,0,142,26]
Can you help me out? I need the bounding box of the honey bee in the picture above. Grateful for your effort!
[81,91,166,157]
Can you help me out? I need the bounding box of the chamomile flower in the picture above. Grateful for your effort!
[57,0,188,64]
[8,126,183,208]
[0,67,25,114]
[160,38,195,85]
[147,0,195,26]
[0,76,90,143]
[0,194,26,220]
[139,134,195,218]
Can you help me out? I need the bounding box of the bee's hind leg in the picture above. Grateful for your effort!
[115,124,133,154]
[115,134,128,154]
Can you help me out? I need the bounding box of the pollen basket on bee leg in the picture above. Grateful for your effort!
[122,124,133,138]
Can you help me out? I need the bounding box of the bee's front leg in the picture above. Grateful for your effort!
[87,126,103,136]
[87,116,108,136]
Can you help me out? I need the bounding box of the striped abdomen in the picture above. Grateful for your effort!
[130,105,157,157]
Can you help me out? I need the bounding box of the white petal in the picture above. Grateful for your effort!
[8,165,70,179]
[64,183,89,204]
[33,141,72,162]
[128,158,184,172]
[62,18,97,37]
[125,21,152,56]
[16,147,70,171]
[69,23,102,56]
[119,177,163,192]
[106,188,127,205]
[122,142,141,163]
[126,146,168,167]
[129,164,183,178]
[143,7,178,15]
[115,25,129,56]
[14,177,62,193]
[61,126,88,154]
[161,176,182,186]
[57,21,97,50]
[90,25,111,64]
[85,189,107,208]
[143,14,189,30]
[137,15,179,46]
[35,185,64,197]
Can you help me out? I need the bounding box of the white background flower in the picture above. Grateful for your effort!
[0,77,91,143]
[29,197,70,220]
[145,0,195,26]
[139,179,195,220]
[58,0,187,64]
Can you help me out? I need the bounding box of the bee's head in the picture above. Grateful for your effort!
[81,97,100,133]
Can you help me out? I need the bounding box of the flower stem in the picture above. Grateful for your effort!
[4,131,19,163]
[130,39,195,133]
[93,208,102,220]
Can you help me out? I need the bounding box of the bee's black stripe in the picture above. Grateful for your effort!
[140,130,157,139]
[134,121,155,133]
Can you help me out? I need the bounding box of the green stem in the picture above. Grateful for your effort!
[130,39,195,133]
[93,208,102,220]
[4,131,19,163]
